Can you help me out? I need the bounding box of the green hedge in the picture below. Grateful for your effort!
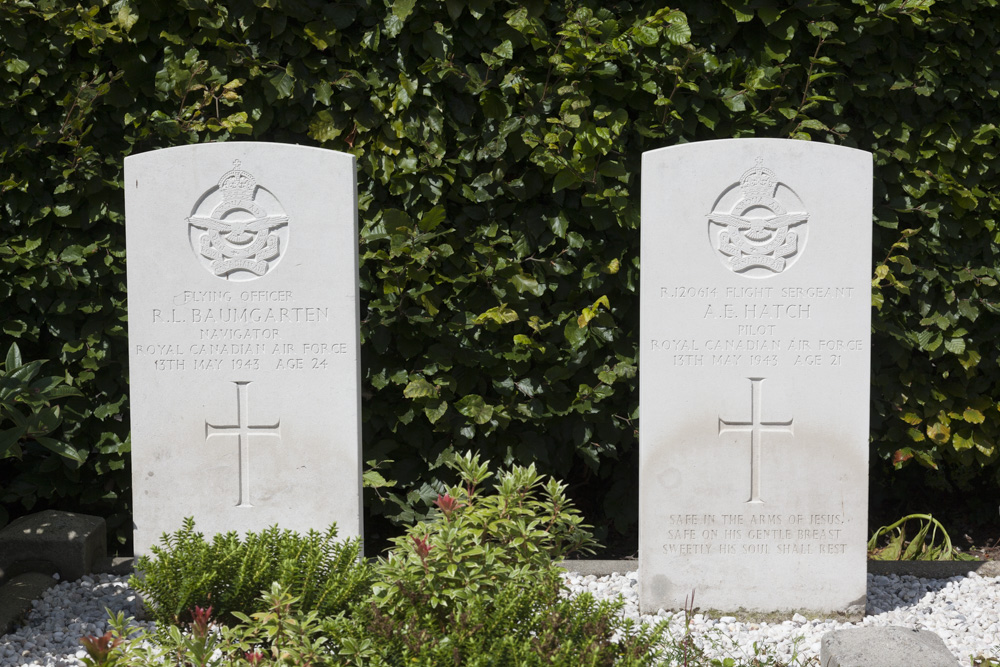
[1,0,997,548]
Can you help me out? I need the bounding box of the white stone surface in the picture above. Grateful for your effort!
[126,142,362,556]
[638,139,872,613]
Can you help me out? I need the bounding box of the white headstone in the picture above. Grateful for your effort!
[126,142,362,556]
[639,139,872,614]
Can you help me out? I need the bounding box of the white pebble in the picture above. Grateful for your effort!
[559,569,1000,665]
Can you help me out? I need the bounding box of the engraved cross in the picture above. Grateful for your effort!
[205,381,281,508]
[718,377,793,504]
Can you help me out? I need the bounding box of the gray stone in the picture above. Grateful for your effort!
[820,626,959,667]
[638,139,873,613]
[559,560,638,576]
[0,572,58,634]
[125,142,363,556]
[0,510,106,583]
[867,559,1000,579]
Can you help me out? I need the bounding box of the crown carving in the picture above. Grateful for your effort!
[218,160,256,204]
[738,156,777,206]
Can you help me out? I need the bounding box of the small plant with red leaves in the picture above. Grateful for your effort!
[79,631,122,666]
[410,534,433,573]
[175,605,220,667]
[433,492,460,517]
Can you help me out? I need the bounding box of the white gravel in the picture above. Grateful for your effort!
[1,570,998,665]
[561,570,1000,666]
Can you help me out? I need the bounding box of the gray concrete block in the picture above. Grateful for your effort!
[0,510,106,583]
[0,572,57,634]
[820,626,959,667]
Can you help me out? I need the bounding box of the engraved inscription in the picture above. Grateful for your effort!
[187,161,290,281]
[649,284,864,369]
[205,381,281,508]
[142,288,347,372]
[719,377,793,504]
[661,512,847,556]
[707,156,809,277]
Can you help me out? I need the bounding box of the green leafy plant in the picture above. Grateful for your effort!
[229,583,334,666]
[343,570,669,666]
[131,518,372,626]
[370,451,597,619]
[0,342,82,464]
[147,604,225,667]
[868,513,978,561]
[0,341,85,526]
[79,587,331,667]
[89,580,815,667]
[89,577,672,667]
[351,452,651,665]
[79,629,123,667]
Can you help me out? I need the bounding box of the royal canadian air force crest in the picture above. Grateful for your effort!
[187,160,289,281]
[707,156,809,276]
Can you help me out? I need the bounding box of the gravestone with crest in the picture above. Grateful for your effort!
[126,142,362,556]
[638,139,872,614]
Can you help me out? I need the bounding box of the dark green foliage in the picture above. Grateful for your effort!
[2,0,999,546]
[131,518,372,626]
[0,342,83,526]
[0,344,82,458]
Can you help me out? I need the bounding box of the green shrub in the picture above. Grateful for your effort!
[370,451,597,620]
[89,577,669,667]
[338,570,667,666]
[131,518,371,626]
